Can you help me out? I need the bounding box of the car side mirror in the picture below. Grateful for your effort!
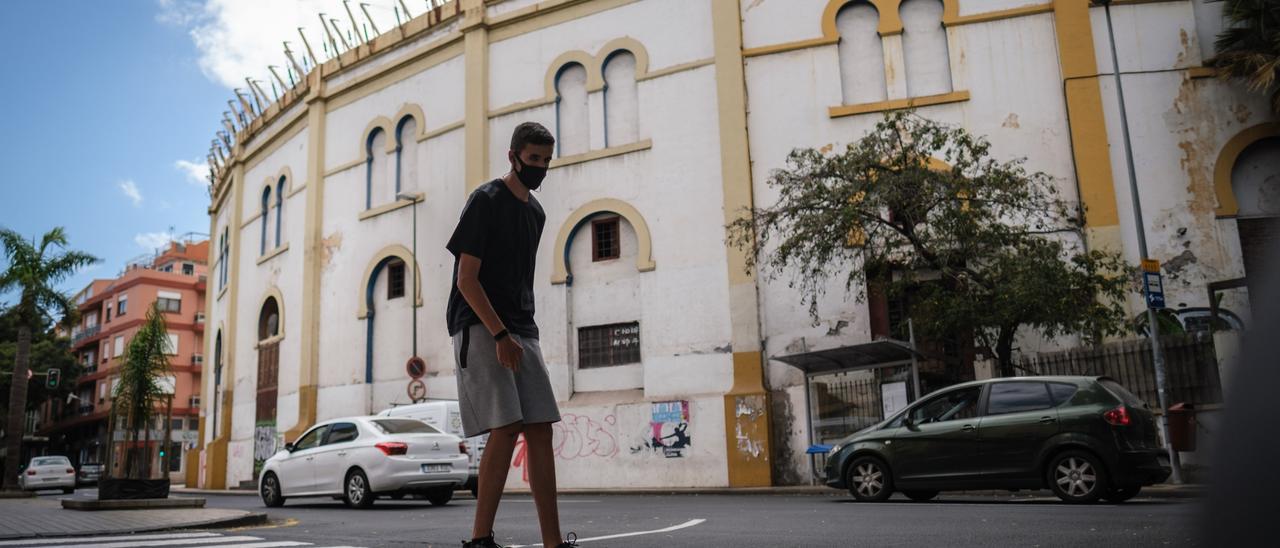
[903,417,918,430]
[284,442,295,452]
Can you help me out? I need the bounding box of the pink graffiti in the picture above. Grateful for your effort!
[511,414,618,483]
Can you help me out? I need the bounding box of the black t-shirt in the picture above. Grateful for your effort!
[445,180,545,338]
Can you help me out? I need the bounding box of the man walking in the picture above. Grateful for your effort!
[447,122,576,548]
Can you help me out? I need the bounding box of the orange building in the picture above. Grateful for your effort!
[39,238,208,480]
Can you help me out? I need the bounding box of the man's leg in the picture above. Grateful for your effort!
[472,422,524,540]
[524,422,562,547]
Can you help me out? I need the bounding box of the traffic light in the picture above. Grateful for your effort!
[158,448,166,458]
[46,368,60,389]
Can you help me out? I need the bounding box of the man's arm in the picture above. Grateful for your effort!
[456,253,523,371]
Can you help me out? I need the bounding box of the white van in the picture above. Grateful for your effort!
[377,400,485,494]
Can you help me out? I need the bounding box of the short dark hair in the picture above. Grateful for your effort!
[510,122,555,153]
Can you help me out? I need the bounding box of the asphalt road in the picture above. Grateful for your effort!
[150,489,1203,548]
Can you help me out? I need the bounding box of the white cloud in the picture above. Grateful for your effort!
[157,0,408,92]
[118,180,143,207]
[175,159,208,186]
[135,231,176,251]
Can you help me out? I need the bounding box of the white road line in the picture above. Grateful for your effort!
[203,543,313,548]
[509,518,707,547]
[54,535,266,548]
[0,533,223,546]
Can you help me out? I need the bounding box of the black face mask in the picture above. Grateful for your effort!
[513,154,547,191]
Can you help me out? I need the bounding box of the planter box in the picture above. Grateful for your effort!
[98,478,170,500]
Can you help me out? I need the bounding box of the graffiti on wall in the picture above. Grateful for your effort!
[630,400,692,458]
[512,413,619,483]
[253,421,277,478]
[734,395,767,459]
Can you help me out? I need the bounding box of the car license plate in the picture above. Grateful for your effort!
[43,477,58,482]
[422,464,450,474]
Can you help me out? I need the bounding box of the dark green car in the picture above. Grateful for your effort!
[824,376,1171,503]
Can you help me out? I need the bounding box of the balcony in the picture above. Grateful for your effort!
[71,325,101,346]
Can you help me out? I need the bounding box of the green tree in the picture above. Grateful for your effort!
[1210,0,1280,114]
[728,112,1134,375]
[112,303,173,479]
[0,307,83,421]
[1,227,99,491]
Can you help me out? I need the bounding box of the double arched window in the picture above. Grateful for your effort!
[259,176,286,256]
[364,113,422,209]
[835,0,953,107]
[552,46,643,156]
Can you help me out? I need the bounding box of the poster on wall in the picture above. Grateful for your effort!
[882,381,909,418]
[644,400,691,458]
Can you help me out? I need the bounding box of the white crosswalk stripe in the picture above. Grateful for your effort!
[0,532,365,548]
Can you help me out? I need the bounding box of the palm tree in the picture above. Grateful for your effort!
[0,227,99,492]
[1210,0,1280,114]
[111,304,174,480]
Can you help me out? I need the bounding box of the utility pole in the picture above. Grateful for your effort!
[1095,0,1182,483]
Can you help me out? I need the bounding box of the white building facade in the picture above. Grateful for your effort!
[198,0,1277,489]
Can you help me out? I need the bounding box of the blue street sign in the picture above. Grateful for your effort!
[1143,271,1165,309]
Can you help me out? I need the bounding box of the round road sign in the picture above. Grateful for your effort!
[406,356,426,379]
[407,378,427,402]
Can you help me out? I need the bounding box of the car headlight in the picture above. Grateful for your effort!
[828,443,843,456]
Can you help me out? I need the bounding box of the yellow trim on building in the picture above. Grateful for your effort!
[255,286,287,340]
[358,193,425,222]
[464,0,490,192]
[255,243,290,266]
[1053,0,1121,248]
[712,0,771,488]
[829,90,971,118]
[1213,123,1280,218]
[550,139,652,169]
[549,198,657,285]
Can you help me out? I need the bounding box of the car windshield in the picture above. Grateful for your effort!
[372,418,440,434]
[33,457,69,467]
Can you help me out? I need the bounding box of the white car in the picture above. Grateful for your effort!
[259,416,468,508]
[377,400,486,495]
[19,456,76,493]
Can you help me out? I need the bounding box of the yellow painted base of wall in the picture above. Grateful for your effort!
[203,439,228,490]
[723,393,772,487]
[283,385,319,443]
[184,447,201,487]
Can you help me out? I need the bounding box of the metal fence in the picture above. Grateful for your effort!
[1013,332,1223,409]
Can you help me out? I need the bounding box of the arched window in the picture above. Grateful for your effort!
[901,0,952,97]
[258,297,280,341]
[837,1,887,105]
[217,229,227,290]
[603,50,639,147]
[365,128,389,210]
[555,63,590,157]
[274,176,285,248]
[260,186,271,255]
[395,116,419,193]
[212,330,223,437]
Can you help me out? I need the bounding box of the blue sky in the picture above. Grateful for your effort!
[0,1,225,301]
[0,1,409,305]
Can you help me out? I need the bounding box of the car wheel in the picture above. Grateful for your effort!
[426,487,454,506]
[903,490,938,502]
[1048,450,1108,504]
[846,456,894,502]
[1104,485,1141,503]
[260,473,286,507]
[343,470,375,509]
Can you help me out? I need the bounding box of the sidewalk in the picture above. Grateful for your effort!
[0,495,266,540]
[173,483,1205,499]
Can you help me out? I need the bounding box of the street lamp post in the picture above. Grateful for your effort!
[395,193,421,359]
[1094,0,1182,483]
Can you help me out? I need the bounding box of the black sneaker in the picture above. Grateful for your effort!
[554,532,579,547]
[462,532,505,548]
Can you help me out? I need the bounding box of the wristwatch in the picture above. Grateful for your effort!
[493,328,510,341]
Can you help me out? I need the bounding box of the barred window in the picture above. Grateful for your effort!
[578,322,640,368]
[387,260,406,300]
[592,217,620,262]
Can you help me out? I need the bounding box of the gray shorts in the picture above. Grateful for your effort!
[453,323,561,438]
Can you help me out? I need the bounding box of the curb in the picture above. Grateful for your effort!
[172,488,258,497]
[174,485,1203,499]
[0,511,269,541]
